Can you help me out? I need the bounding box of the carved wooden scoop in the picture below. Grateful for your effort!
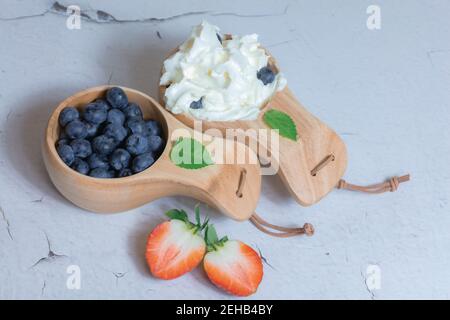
[42,86,261,221]
[159,47,347,206]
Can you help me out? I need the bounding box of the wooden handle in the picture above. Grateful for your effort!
[149,158,260,221]
[263,88,347,205]
[150,109,261,220]
[162,87,347,206]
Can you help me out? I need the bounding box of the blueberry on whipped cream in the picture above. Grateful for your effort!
[257,66,276,85]
[190,97,203,109]
[160,21,287,121]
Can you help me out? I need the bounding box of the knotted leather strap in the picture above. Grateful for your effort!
[242,150,410,236]
[250,213,314,238]
[238,170,314,237]
[337,174,410,194]
[310,154,410,194]
[248,175,410,237]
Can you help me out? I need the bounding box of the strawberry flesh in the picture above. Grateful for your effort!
[146,219,206,280]
[204,240,263,296]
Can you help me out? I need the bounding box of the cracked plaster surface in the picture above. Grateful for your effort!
[0,0,450,299]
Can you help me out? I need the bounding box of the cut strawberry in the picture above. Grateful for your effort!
[146,206,208,280]
[203,225,263,296]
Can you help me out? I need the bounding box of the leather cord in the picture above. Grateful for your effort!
[236,168,247,198]
[311,154,335,176]
[240,152,409,237]
[250,213,314,238]
[310,154,410,194]
[337,174,410,194]
[248,175,410,237]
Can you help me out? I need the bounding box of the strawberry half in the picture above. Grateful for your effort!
[146,206,208,280]
[203,225,263,296]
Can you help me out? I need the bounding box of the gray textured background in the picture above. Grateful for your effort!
[0,0,449,299]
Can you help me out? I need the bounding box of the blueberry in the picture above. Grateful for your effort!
[87,153,109,169]
[103,123,128,143]
[117,168,133,177]
[107,109,125,126]
[123,103,143,120]
[144,120,162,136]
[59,107,79,127]
[83,102,108,125]
[65,120,88,139]
[93,99,110,112]
[190,97,203,109]
[126,119,146,135]
[89,168,115,179]
[109,148,131,171]
[57,144,75,166]
[83,121,99,139]
[56,138,69,149]
[106,87,128,110]
[71,158,90,175]
[125,134,148,155]
[256,66,275,85]
[92,135,117,155]
[70,139,92,159]
[148,135,164,153]
[59,130,69,140]
[132,152,155,173]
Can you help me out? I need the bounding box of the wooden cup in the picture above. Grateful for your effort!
[42,86,261,221]
[159,48,347,206]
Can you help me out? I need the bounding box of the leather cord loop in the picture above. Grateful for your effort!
[236,168,247,198]
[337,174,410,194]
[250,213,314,238]
[311,154,335,176]
[250,174,410,237]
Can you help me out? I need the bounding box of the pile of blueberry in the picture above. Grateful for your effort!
[56,87,165,178]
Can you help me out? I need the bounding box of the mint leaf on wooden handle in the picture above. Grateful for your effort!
[263,109,298,141]
[170,137,214,169]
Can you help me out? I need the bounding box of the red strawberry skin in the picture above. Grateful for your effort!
[146,220,206,280]
[203,240,263,296]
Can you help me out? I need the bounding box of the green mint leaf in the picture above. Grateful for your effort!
[263,109,298,141]
[165,209,189,222]
[170,137,214,169]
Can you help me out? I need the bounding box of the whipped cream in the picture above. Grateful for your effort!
[160,21,287,121]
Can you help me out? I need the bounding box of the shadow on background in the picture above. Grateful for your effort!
[5,87,69,204]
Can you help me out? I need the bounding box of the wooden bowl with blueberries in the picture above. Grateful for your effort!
[42,86,261,219]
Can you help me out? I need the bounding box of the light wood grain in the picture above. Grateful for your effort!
[159,49,347,206]
[42,86,261,220]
